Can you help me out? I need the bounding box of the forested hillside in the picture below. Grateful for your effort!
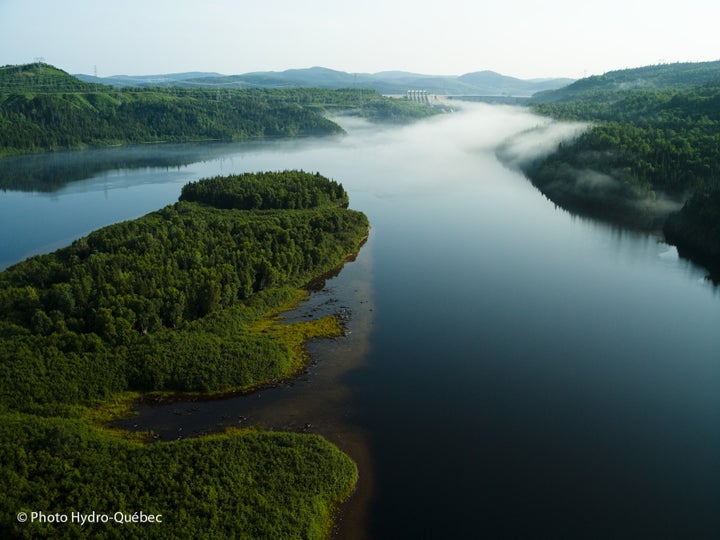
[522,62,720,275]
[532,60,720,103]
[0,171,368,538]
[0,63,341,156]
[0,63,437,158]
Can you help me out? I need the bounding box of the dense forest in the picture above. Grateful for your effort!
[1,415,357,539]
[180,170,350,210]
[0,63,438,158]
[0,171,369,537]
[522,63,720,274]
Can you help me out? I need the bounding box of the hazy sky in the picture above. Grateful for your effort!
[1,0,718,79]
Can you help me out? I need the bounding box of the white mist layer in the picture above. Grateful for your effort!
[494,118,589,169]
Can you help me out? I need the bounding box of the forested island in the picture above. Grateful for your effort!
[0,171,369,538]
[521,61,720,277]
[0,63,438,159]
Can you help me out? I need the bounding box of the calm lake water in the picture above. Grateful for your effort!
[2,105,718,538]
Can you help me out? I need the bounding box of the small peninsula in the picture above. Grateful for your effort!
[0,170,369,538]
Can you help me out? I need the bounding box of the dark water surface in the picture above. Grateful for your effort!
[2,105,718,538]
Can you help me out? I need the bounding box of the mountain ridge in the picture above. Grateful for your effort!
[531,60,720,103]
[74,66,575,96]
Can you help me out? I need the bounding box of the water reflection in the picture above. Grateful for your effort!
[0,141,278,193]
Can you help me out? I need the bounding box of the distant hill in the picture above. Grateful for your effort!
[0,63,102,93]
[532,60,720,103]
[457,70,574,95]
[0,63,343,157]
[77,71,223,87]
[76,66,574,96]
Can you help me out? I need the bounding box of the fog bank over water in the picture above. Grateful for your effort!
[495,118,589,168]
[494,115,686,225]
[324,103,591,202]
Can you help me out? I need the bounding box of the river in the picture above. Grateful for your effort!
[1,104,718,538]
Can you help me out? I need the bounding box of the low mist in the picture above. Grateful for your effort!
[494,119,589,170]
[494,118,684,227]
